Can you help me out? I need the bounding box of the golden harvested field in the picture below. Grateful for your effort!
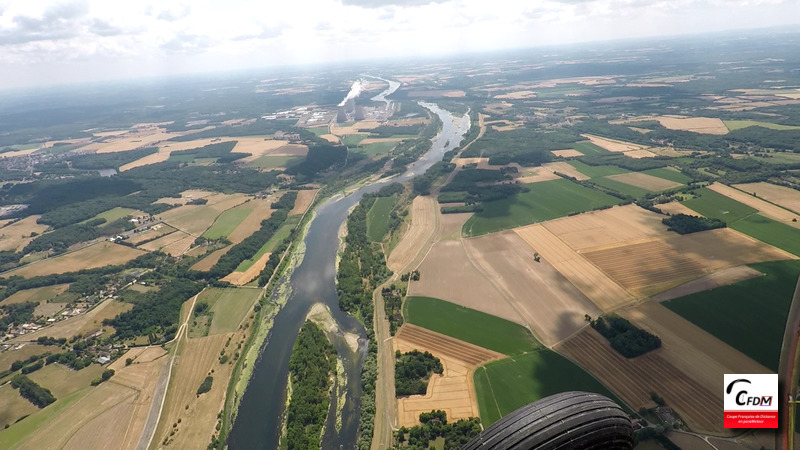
[733,182,800,214]
[221,252,270,285]
[582,228,794,297]
[7,299,131,343]
[84,128,175,154]
[154,189,216,206]
[708,182,800,227]
[331,120,382,136]
[190,246,231,271]
[137,230,190,254]
[650,265,762,302]
[463,232,602,346]
[157,193,248,236]
[550,149,584,158]
[17,382,135,450]
[494,90,537,99]
[542,204,669,251]
[5,242,145,278]
[320,134,340,143]
[408,240,523,325]
[620,302,769,398]
[557,328,727,434]
[227,199,274,243]
[541,161,590,180]
[515,166,561,184]
[155,333,235,450]
[406,90,466,98]
[394,325,503,427]
[28,364,104,398]
[0,284,69,306]
[387,196,438,273]
[0,216,49,252]
[290,189,317,216]
[581,134,649,152]
[656,116,729,134]
[621,149,657,158]
[513,224,635,311]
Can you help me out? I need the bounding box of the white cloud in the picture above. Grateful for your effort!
[0,0,797,87]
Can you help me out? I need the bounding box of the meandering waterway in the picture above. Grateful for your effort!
[228,100,469,449]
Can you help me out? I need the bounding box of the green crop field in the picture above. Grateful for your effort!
[367,196,397,242]
[474,350,624,426]
[664,260,800,371]
[643,168,693,184]
[724,120,800,131]
[340,135,367,147]
[591,176,651,197]
[731,214,800,257]
[356,141,397,157]
[235,215,300,271]
[82,207,137,224]
[245,155,303,169]
[567,160,629,178]
[404,296,540,355]
[570,141,609,156]
[308,126,328,136]
[463,179,622,236]
[681,188,757,222]
[200,287,260,334]
[681,188,800,256]
[202,208,253,240]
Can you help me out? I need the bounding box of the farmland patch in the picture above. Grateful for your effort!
[4,242,145,278]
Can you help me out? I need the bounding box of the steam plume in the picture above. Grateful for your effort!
[338,80,364,106]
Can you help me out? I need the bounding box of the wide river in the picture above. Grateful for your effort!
[228,101,470,449]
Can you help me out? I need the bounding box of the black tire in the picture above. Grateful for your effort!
[462,391,633,450]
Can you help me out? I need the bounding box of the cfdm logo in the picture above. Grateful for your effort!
[723,374,778,428]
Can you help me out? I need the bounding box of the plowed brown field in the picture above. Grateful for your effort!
[557,329,728,434]
[733,182,800,214]
[394,325,503,426]
[387,196,437,273]
[513,224,635,311]
[463,232,601,346]
[606,172,682,191]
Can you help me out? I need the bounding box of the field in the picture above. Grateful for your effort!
[0,284,69,306]
[84,207,139,224]
[732,214,800,257]
[234,214,299,272]
[462,232,603,346]
[0,384,39,429]
[589,176,651,198]
[28,364,105,399]
[682,187,757,222]
[245,155,303,169]
[642,167,693,184]
[550,149,583,158]
[138,230,194,256]
[0,216,49,252]
[222,252,270,285]
[566,160,628,178]
[190,245,231,271]
[193,288,259,335]
[226,198,275,243]
[513,224,635,311]
[356,141,398,157]
[542,161,592,180]
[394,325,504,427]
[557,328,726,434]
[462,179,622,236]
[4,242,145,278]
[581,134,649,152]
[157,193,248,237]
[126,224,176,244]
[387,196,438,273]
[570,141,609,155]
[707,183,800,227]
[732,181,800,214]
[202,208,253,240]
[664,260,800,371]
[404,296,539,355]
[289,189,317,216]
[724,120,800,131]
[367,196,397,242]
[655,116,729,134]
[650,265,763,302]
[407,240,523,325]
[0,344,61,373]
[605,172,682,191]
[514,166,561,184]
[474,349,623,427]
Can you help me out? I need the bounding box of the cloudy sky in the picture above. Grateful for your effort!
[0,0,797,88]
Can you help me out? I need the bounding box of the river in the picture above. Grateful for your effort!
[228,101,469,449]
